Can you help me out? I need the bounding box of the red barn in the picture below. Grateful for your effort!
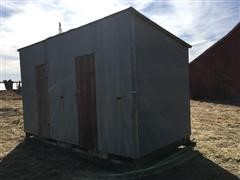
[190,22,240,99]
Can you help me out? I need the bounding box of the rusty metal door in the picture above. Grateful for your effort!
[75,54,97,150]
[35,64,50,138]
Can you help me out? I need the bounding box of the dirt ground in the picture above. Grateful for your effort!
[0,90,239,179]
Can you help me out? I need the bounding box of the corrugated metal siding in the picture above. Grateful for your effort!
[190,24,240,99]
[19,11,136,158]
[20,43,47,135]
[134,16,190,157]
[19,8,191,158]
[94,12,136,157]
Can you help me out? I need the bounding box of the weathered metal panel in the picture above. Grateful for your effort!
[19,43,47,136]
[35,64,50,138]
[190,23,240,99]
[19,10,136,158]
[45,25,96,144]
[19,8,191,159]
[94,11,136,157]
[75,54,97,150]
[134,16,191,157]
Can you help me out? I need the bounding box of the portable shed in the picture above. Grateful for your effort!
[18,7,191,159]
[190,22,240,99]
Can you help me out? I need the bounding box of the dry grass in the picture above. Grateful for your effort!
[0,90,22,100]
[191,100,240,175]
[0,99,24,159]
[0,91,239,179]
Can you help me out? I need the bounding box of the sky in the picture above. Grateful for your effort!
[0,0,239,83]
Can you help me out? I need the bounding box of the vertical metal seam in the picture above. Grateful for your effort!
[43,41,51,137]
[187,50,192,136]
[130,13,139,157]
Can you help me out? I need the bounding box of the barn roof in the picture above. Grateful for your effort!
[190,22,240,65]
[18,7,191,51]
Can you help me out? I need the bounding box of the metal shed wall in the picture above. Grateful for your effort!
[19,8,191,159]
[19,11,137,158]
[20,43,46,135]
[134,16,191,157]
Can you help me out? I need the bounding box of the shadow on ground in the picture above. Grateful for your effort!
[0,139,239,180]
